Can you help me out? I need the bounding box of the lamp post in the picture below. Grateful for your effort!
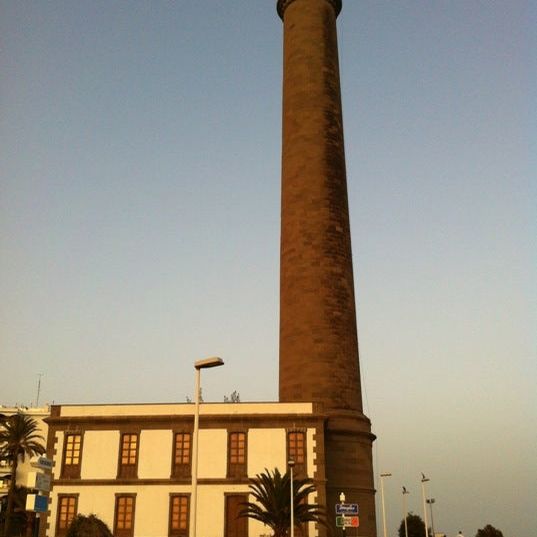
[289,459,295,537]
[191,356,224,537]
[379,473,392,537]
[426,498,436,537]
[402,487,410,537]
[420,474,430,537]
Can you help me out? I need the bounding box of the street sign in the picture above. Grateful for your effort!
[26,494,48,513]
[26,471,51,492]
[35,472,51,491]
[336,504,359,515]
[336,516,360,528]
[31,457,53,471]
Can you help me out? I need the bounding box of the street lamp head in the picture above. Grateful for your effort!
[194,356,224,370]
[288,459,295,468]
[421,473,430,483]
[426,498,435,504]
[380,473,392,478]
[402,486,409,495]
[191,355,224,537]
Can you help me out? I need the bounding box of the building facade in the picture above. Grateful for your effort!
[43,402,327,537]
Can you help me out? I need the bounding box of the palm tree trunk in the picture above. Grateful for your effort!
[3,457,18,537]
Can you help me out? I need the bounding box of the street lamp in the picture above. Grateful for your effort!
[426,498,436,537]
[289,459,295,537]
[380,473,392,537]
[420,474,430,537]
[402,487,410,537]
[191,356,224,537]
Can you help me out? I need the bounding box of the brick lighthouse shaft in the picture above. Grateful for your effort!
[277,0,376,534]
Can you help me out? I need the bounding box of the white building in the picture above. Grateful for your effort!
[44,402,327,537]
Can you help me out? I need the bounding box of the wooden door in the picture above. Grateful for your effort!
[225,495,248,537]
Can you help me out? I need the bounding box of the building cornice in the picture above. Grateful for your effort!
[45,412,327,429]
[277,0,342,20]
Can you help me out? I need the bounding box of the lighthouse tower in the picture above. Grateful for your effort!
[276,1,377,534]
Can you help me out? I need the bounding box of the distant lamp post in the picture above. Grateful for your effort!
[289,459,295,537]
[380,473,392,537]
[402,486,410,537]
[191,356,224,537]
[426,498,436,537]
[420,474,430,537]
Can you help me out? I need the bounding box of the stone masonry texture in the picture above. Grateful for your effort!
[277,1,377,535]
[278,0,360,412]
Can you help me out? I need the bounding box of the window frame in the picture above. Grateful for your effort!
[56,494,78,536]
[114,494,137,537]
[117,433,139,478]
[287,430,307,477]
[61,432,83,478]
[169,494,190,537]
[227,431,247,478]
[171,431,192,478]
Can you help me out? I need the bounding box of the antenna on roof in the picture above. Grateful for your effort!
[35,373,44,407]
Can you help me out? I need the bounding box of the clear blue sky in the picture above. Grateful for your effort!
[1,2,535,536]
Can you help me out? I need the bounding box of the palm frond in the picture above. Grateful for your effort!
[0,413,46,463]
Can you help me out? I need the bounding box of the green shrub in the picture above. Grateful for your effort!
[66,514,113,537]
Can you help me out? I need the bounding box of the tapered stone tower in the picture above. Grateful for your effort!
[276,0,376,535]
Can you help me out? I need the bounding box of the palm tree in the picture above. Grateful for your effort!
[0,413,45,537]
[239,467,326,537]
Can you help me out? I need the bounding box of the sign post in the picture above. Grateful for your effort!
[336,501,360,534]
[31,457,54,471]
[336,516,360,528]
[27,454,54,537]
[26,472,51,492]
[25,494,48,513]
[336,504,359,516]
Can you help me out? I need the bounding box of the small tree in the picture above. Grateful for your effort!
[66,514,113,537]
[0,413,45,537]
[240,467,326,537]
[475,525,504,537]
[224,391,241,403]
[398,513,429,537]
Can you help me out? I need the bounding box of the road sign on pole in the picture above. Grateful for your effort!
[26,494,48,513]
[26,472,51,492]
[31,457,53,471]
[336,516,360,528]
[336,504,359,515]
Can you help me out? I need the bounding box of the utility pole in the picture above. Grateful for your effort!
[402,487,410,537]
[426,498,436,537]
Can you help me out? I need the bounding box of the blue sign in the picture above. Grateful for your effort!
[35,495,48,512]
[27,494,49,513]
[336,504,359,515]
